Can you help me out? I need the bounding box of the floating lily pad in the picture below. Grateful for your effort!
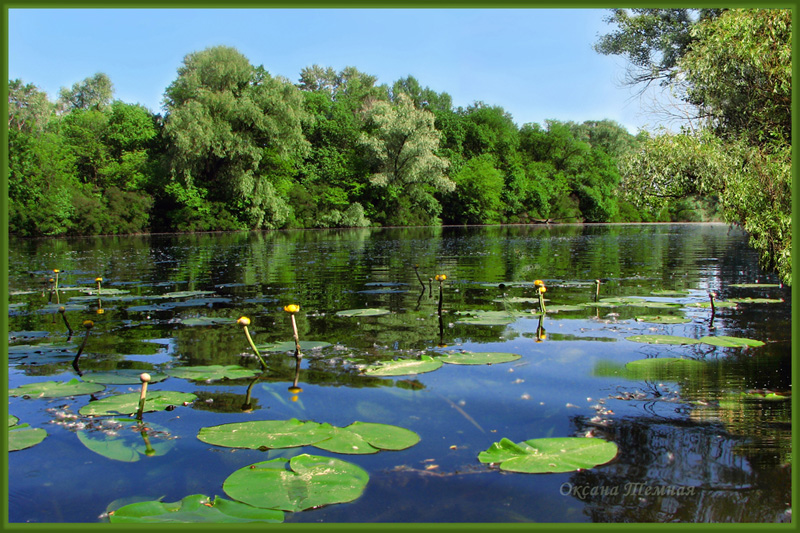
[492,297,540,304]
[256,340,332,352]
[79,391,197,417]
[739,390,791,401]
[729,283,781,288]
[78,288,130,296]
[437,352,522,365]
[543,305,585,313]
[9,418,47,451]
[37,303,89,313]
[158,290,217,299]
[625,334,700,345]
[126,303,178,312]
[167,365,261,381]
[650,290,691,296]
[8,342,77,357]
[77,418,175,462]
[454,310,527,326]
[9,378,105,398]
[685,301,738,309]
[634,315,691,324]
[478,437,618,473]
[362,355,443,376]
[335,308,391,317]
[698,335,765,348]
[313,422,420,454]
[109,494,284,523]
[179,317,238,327]
[81,370,169,385]
[726,297,784,304]
[197,419,335,450]
[222,454,369,512]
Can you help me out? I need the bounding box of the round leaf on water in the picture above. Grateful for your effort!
[9,378,105,398]
[158,290,217,299]
[109,494,284,523]
[256,340,332,352]
[179,317,238,327]
[438,352,522,365]
[729,283,781,288]
[314,421,420,454]
[478,437,618,473]
[362,355,443,376]
[454,310,527,326]
[166,365,261,381]
[9,419,47,451]
[686,300,738,309]
[699,335,765,348]
[197,419,335,450]
[82,370,169,385]
[9,415,19,427]
[77,418,175,462]
[335,308,391,317]
[625,334,700,345]
[634,315,691,324]
[223,454,369,512]
[79,391,197,417]
[650,290,690,296]
[543,305,585,313]
[726,297,784,304]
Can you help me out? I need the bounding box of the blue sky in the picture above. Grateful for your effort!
[8,8,671,133]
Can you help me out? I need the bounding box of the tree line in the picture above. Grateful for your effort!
[7,8,790,284]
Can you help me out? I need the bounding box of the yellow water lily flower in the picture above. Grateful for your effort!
[284,304,300,313]
[539,286,547,293]
[83,320,94,329]
[435,274,447,282]
[534,279,544,286]
[237,316,251,326]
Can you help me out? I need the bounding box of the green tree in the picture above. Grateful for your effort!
[57,72,114,112]
[442,155,504,225]
[359,93,453,225]
[594,9,722,89]
[162,46,309,231]
[8,79,54,133]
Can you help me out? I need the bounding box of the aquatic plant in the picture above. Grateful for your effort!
[136,373,151,420]
[72,319,94,374]
[237,316,268,370]
[58,306,73,336]
[283,304,302,358]
[534,279,547,314]
[95,277,103,293]
[478,437,619,473]
[435,274,446,316]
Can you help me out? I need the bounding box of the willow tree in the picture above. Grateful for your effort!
[359,93,453,225]
[162,46,309,230]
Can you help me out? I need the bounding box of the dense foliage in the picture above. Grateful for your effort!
[7,9,790,283]
[596,8,791,284]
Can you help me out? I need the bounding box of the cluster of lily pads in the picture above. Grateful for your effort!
[7,269,785,522]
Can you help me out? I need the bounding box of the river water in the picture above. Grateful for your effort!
[6,223,792,523]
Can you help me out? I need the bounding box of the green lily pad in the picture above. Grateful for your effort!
[362,355,443,376]
[454,310,527,326]
[492,297,540,304]
[78,288,130,296]
[9,378,105,398]
[726,297,784,304]
[8,342,77,357]
[438,352,522,365]
[9,415,19,427]
[685,300,738,309]
[650,290,691,296]
[82,370,169,385]
[313,422,420,454]
[197,419,335,450]
[9,418,47,451]
[626,334,700,345]
[739,390,791,401]
[109,494,284,523]
[543,305,585,313]
[79,391,197,416]
[179,317,238,327]
[77,418,175,462]
[256,340,332,352]
[166,365,261,381]
[698,335,766,348]
[222,454,369,512]
[158,290,217,299]
[335,308,391,317]
[478,437,618,473]
[634,315,691,324]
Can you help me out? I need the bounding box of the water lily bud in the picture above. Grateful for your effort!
[435,274,446,282]
[534,279,543,286]
[95,277,103,282]
[237,316,251,326]
[140,373,151,383]
[284,304,300,313]
[53,269,60,274]
[58,306,66,313]
[539,286,547,293]
[83,320,94,329]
